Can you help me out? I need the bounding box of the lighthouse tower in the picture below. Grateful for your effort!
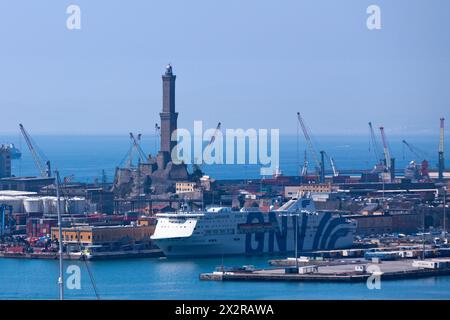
[159,64,178,168]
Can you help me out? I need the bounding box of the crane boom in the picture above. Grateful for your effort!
[207,122,221,146]
[369,122,383,164]
[19,124,50,177]
[301,150,308,177]
[322,151,338,177]
[129,133,147,162]
[379,127,391,170]
[439,118,445,153]
[329,157,338,177]
[402,140,427,160]
[297,112,321,174]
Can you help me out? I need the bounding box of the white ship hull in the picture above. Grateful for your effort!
[152,198,356,258]
[154,227,355,258]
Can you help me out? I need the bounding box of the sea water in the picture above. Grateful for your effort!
[2,133,447,182]
[0,134,449,300]
[0,256,449,300]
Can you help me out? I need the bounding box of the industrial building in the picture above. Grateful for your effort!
[284,184,333,197]
[0,176,54,192]
[51,224,154,247]
[175,182,196,194]
[351,213,422,236]
[0,145,11,178]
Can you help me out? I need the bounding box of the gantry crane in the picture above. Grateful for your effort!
[19,124,51,177]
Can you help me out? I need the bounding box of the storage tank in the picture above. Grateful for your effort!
[42,197,54,214]
[51,197,66,214]
[23,198,43,214]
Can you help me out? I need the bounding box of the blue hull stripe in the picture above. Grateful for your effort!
[327,228,352,249]
[320,217,346,249]
[312,213,332,250]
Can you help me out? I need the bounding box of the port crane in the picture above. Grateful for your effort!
[402,140,428,161]
[119,133,148,168]
[379,126,396,181]
[200,122,222,163]
[321,150,338,177]
[19,124,51,177]
[379,127,391,170]
[369,122,384,167]
[439,117,445,180]
[296,112,323,181]
[300,150,308,177]
[402,140,430,181]
[208,122,221,146]
[130,133,147,163]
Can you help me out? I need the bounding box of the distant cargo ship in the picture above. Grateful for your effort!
[151,194,356,258]
[3,143,21,159]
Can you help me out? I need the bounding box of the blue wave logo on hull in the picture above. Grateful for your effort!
[242,212,351,255]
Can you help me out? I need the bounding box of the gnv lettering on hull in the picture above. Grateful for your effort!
[245,212,292,254]
[244,211,351,254]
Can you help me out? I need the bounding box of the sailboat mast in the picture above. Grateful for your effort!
[55,170,64,300]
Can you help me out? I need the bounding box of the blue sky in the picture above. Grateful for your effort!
[0,0,449,135]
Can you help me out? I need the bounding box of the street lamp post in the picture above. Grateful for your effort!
[443,187,447,241]
[294,215,298,269]
[55,170,64,300]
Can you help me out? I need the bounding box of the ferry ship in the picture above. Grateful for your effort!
[151,194,356,257]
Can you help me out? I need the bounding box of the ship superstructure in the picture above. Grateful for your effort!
[151,194,356,257]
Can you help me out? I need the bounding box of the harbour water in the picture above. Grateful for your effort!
[0,134,449,299]
[1,256,450,300]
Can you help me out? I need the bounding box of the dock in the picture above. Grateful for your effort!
[0,248,163,260]
[200,259,450,283]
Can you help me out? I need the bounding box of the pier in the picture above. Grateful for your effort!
[0,248,163,260]
[200,259,450,283]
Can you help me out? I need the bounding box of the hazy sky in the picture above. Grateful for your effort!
[0,0,449,135]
